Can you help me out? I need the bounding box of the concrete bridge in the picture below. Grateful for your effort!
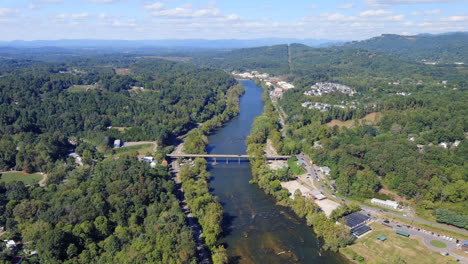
[166,154,291,163]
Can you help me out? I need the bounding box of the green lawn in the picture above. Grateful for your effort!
[341,222,458,264]
[110,144,154,156]
[66,85,96,93]
[430,240,447,248]
[0,172,43,184]
[287,159,306,175]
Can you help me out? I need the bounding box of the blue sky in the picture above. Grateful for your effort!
[0,0,466,40]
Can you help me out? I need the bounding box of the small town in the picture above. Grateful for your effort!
[304,82,357,97]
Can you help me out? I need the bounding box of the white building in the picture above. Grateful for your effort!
[320,166,331,175]
[371,198,399,209]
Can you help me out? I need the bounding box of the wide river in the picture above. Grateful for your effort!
[206,80,347,263]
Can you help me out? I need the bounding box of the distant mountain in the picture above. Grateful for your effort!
[0,38,345,50]
[337,32,467,63]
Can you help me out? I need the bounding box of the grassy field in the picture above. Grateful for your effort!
[0,172,43,184]
[112,144,154,156]
[287,159,306,175]
[326,112,382,128]
[340,222,458,264]
[430,240,447,248]
[67,85,96,93]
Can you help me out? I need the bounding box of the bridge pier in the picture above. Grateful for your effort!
[226,158,229,164]
[238,157,240,164]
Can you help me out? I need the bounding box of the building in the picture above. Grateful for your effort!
[114,139,122,148]
[320,166,331,175]
[6,240,16,250]
[343,212,371,237]
[371,198,399,209]
[307,190,327,200]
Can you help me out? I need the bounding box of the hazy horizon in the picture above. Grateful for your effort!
[0,0,467,41]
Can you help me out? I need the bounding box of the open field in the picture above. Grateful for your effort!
[66,84,97,93]
[287,159,306,175]
[0,172,43,185]
[114,68,130,75]
[326,112,382,128]
[113,144,154,155]
[341,222,458,264]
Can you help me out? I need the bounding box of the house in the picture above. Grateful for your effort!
[161,160,168,166]
[320,166,331,175]
[371,198,399,209]
[114,139,122,148]
[0,226,4,232]
[453,140,461,147]
[407,134,416,141]
[142,156,154,163]
[439,142,448,149]
[6,240,16,250]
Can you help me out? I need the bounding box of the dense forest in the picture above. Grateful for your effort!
[0,53,241,263]
[338,32,468,63]
[0,57,236,173]
[1,156,198,263]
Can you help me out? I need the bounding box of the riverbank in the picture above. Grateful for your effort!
[245,78,356,255]
[166,82,245,264]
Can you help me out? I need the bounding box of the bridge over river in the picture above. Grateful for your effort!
[167,153,291,163]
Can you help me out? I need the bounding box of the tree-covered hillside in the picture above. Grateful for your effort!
[0,57,236,172]
[338,32,468,63]
[190,44,290,75]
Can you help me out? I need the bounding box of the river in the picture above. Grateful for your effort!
[206,80,346,263]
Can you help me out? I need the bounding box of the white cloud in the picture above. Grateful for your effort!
[27,4,41,10]
[55,13,90,20]
[35,0,63,3]
[149,4,223,18]
[144,2,165,11]
[367,0,460,7]
[424,9,441,15]
[359,9,393,17]
[339,3,355,9]
[441,15,468,21]
[308,5,317,9]
[85,0,121,3]
[0,8,19,16]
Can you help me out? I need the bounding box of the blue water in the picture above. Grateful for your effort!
[206,80,346,263]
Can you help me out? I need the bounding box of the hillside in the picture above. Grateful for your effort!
[338,32,468,63]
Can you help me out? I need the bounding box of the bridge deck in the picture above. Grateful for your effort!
[167,154,291,159]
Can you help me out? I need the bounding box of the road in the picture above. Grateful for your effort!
[296,153,468,237]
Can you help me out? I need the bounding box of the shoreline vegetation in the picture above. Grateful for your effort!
[246,79,354,253]
[173,82,245,264]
